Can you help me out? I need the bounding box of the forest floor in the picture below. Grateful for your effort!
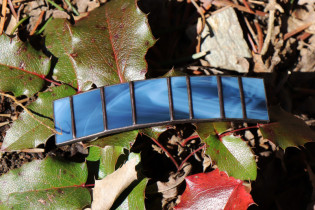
[0,0,315,209]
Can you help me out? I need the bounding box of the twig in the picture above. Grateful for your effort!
[9,16,29,35]
[0,92,61,135]
[254,20,263,53]
[297,32,312,41]
[30,10,45,35]
[7,0,17,18]
[211,0,267,16]
[260,0,284,55]
[20,148,45,153]
[244,17,258,46]
[0,0,8,35]
[283,22,314,40]
[191,0,206,53]
[242,0,254,13]
[0,121,10,127]
[0,114,11,117]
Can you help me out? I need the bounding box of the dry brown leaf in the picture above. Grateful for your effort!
[91,157,139,210]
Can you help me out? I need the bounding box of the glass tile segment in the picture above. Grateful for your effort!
[54,97,73,144]
[221,77,243,119]
[105,83,133,129]
[134,78,170,124]
[242,78,268,120]
[171,77,190,120]
[190,76,220,119]
[73,89,104,138]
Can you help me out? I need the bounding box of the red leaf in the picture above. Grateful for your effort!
[175,169,254,210]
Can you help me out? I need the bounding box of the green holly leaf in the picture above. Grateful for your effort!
[0,157,90,209]
[87,130,139,149]
[99,146,126,179]
[259,106,315,150]
[1,85,76,151]
[45,0,155,91]
[196,122,257,180]
[0,35,51,97]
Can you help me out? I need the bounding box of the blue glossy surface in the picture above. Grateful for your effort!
[242,78,268,120]
[54,97,73,144]
[73,89,104,137]
[190,76,220,119]
[221,77,243,118]
[171,77,190,120]
[134,79,170,124]
[105,83,133,129]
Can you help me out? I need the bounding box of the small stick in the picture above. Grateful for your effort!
[254,20,263,53]
[244,17,258,46]
[0,92,61,135]
[211,0,267,16]
[30,10,45,35]
[0,0,8,35]
[0,114,11,117]
[0,121,10,127]
[20,148,45,153]
[7,0,17,18]
[191,0,206,53]
[242,0,254,13]
[284,22,314,40]
[297,32,312,41]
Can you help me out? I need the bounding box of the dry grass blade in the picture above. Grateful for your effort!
[0,0,8,35]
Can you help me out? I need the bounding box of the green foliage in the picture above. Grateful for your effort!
[0,35,51,97]
[0,157,90,209]
[197,122,257,180]
[259,106,315,149]
[44,0,155,91]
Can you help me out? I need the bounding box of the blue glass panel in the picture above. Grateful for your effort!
[171,77,190,120]
[221,77,243,119]
[242,78,268,120]
[54,97,72,144]
[105,83,133,129]
[190,76,220,119]
[134,79,170,124]
[73,89,104,137]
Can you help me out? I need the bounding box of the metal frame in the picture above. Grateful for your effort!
[54,75,269,146]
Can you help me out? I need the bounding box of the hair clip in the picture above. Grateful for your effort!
[53,75,269,146]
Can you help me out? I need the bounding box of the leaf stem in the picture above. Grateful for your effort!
[219,125,259,138]
[46,0,65,12]
[181,135,199,147]
[149,137,179,169]
[10,16,29,35]
[36,16,53,35]
[64,0,79,16]
[177,144,206,172]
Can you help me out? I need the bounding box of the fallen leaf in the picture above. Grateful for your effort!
[0,157,90,209]
[174,169,254,210]
[92,153,144,210]
[44,0,155,91]
[259,105,315,149]
[196,122,257,180]
[0,35,51,97]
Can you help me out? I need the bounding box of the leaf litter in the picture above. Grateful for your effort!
[0,0,315,209]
